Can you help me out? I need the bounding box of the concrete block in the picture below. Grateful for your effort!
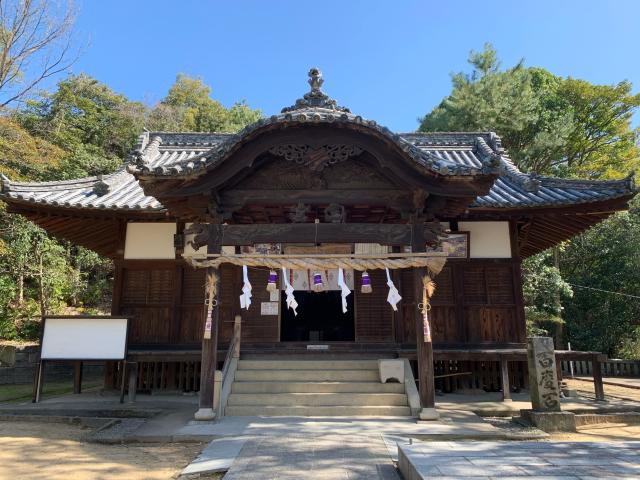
[521,409,576,432]
[378,359,404,384]
[418,407,440,421]
[194,408,216,421]
[562,388,579,398]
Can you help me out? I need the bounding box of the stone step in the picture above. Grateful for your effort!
[224,405,412,417]
[227,392,408,407]
[237,360,379,370]
[231,381,405,394]
[234,369,380,382]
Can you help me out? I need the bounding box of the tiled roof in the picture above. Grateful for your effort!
[126,117,503,179]
[1,130,634,213]
[0,168,163,212]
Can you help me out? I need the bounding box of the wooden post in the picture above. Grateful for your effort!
[412,218,438,420]
[195,266,220,420]
[119,361,127,404]
[500,357,511,402]
[73,361,83,394]
[127,362,138,403]
[556,355,563,392]
[233,315,241,358]
[592,355,605,401]
[32,360,45,403]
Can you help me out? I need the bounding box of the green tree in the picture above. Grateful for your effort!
[148,74,261,132]
[0,212,73,339]
[560,197,640,356]
[557,78,640,178]
[0,116,65,179]
[419,44,640,178]
[522,249,573,338]
[17,74,146,178]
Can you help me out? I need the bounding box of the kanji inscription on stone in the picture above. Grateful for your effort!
[526,336,561,412]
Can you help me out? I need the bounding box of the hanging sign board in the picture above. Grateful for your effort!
[260,302,279,316]
[40,316,129,360]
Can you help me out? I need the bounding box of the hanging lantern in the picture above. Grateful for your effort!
[361,271,372,293]
[266,270,277,292]
[312,271,324,292]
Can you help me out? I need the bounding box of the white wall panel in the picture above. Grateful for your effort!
[458,221,511,258]
[124,223,176,259]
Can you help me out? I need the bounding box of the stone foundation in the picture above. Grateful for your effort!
[521,409,577,432]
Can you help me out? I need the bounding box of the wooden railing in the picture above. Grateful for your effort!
[214,314,241,418]
[561,358,640,378]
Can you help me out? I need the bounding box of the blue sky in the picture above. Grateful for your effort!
[70,0,640,132]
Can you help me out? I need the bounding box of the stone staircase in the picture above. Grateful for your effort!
[225,359,411,416]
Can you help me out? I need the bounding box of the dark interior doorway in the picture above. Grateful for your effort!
[280,291,355,342]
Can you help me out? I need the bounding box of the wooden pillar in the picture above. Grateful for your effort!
[500,357,511,402]
[412,219,437,419]
[414,267,436,410]
[592,355,605,401]
[196,266,220,420]
[73,361,83,394]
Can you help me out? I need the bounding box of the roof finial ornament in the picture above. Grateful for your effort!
[308,67,323,92]
[281,67,350,113]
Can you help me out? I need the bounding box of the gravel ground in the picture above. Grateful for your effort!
[0,420,207,480]
[565,377,640,402]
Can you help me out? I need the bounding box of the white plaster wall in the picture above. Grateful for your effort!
[124,223,176,259]
[458,221,511,258]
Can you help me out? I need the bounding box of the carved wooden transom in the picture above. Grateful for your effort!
[238,158,396,191]
[268,144,363,172]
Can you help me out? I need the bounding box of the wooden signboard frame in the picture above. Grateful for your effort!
[33,316,131,403]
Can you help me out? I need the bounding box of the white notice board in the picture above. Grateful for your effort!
[40,317,129,360]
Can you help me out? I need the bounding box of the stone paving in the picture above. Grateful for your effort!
[398,440,640,479]
[223,433,400,480]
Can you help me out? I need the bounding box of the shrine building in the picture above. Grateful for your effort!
[1,69,636,419]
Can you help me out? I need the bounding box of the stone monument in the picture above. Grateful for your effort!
[521,336,576,432]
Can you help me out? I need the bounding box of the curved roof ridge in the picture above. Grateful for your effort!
[495,152,542,193]
[1,166,132,196]
[127,110,503,179]
[537,172,636,191]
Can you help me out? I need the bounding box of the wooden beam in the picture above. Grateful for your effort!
[220,189,413,209]
[200,222,443,252]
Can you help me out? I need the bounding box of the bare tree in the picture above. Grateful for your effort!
[0,0,78,107]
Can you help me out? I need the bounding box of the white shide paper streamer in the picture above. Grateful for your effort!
[282,267,298,316]
[239,265,252,310]
[385,267,402,311]
[337,267,351,313]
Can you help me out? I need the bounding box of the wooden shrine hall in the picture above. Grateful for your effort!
[1,68,636,418]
